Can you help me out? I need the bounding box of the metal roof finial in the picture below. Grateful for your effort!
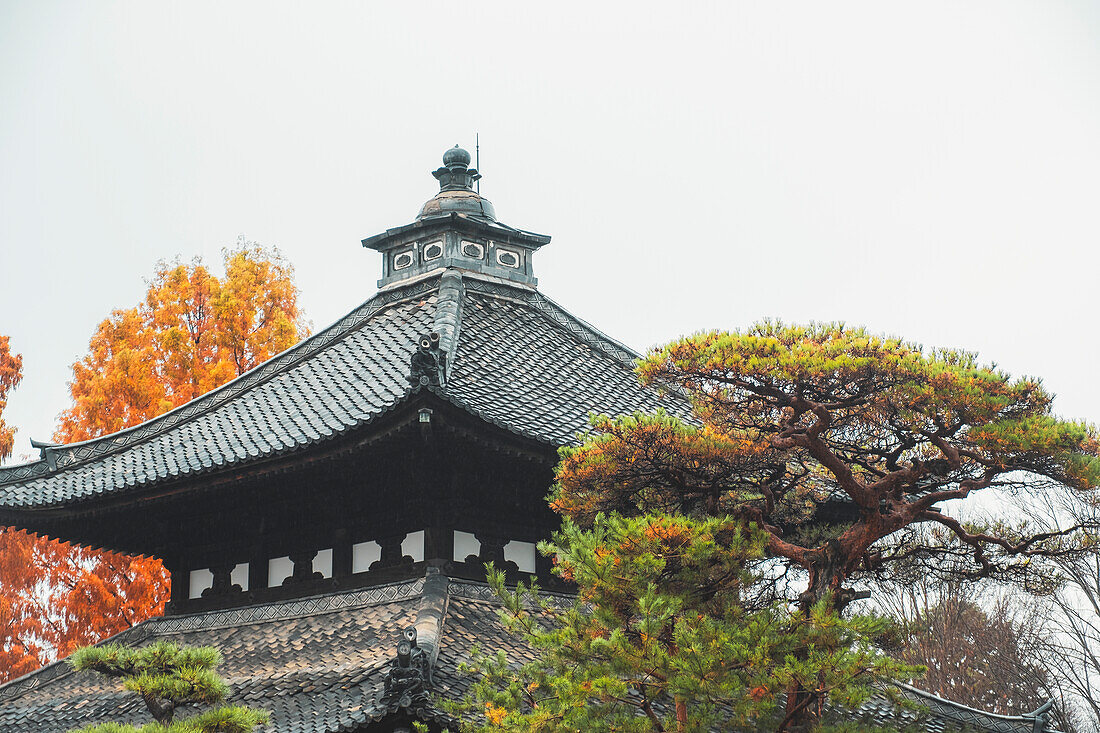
[433,144,480,192]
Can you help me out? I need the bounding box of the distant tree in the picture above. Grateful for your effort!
[0,242,308,683]
[0,337,40,681]
[458,514,916,732]
[0,535,170,684]
[1012,489,1100,730]
[552,322,1100,730]
[877,576,1064,721]
[0,529,49,682]
[68,641,268,732]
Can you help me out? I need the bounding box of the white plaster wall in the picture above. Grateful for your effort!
[314,548,333,578]
[402,530,425,562]
[268,556,293,587]
[230,562,249,591]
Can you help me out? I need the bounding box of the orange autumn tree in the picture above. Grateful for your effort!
[0,336,41,681]
[0,533,168,683]
[0,242,308,683]
[56,241,306,440]
[0,335,22,461]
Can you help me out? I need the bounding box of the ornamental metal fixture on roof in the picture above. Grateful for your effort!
[362,145,550,290]
[408,332,447,388]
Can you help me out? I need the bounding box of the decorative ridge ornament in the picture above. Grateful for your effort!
[381,625,431,712]
[408,332,447,388]
[380,567,450,716]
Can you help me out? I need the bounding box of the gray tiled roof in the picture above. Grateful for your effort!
[0,273,690,510]
[447,283,680,445]
[0,574,1055,733]
[0,580,424,733]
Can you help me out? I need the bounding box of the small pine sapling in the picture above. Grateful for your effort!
[67,641,268,733]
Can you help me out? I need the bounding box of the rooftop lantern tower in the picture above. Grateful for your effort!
[363,145,549,290]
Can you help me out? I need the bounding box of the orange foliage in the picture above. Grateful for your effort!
[0,530,169,682]
[485,703,507,725]
[1,242,307,683]
[0,335,22,461]
[56,242,307,441]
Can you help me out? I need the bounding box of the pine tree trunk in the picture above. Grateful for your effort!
[782,542,851,732]
[675,696,687,732]
[142,693,175,724]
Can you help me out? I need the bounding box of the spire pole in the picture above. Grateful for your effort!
[475,133,480,194]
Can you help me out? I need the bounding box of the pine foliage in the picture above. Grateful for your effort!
[456,514,918,731]
[67,642,267,733]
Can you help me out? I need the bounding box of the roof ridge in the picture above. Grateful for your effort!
[0,654,74,702]
[0,279,442,488]
[434,270,464,381]
[0,579,427,704]
[893,682,1056,731]
[414,567,449,671]
[144,580,427,634]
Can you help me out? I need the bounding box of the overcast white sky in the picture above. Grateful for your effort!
[1,1,1098,464]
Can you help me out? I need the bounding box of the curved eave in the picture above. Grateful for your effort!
[0,273,691,515]
[0,392,407,519]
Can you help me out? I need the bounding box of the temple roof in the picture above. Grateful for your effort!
[0,272,685,511]
[0,569,1058,733]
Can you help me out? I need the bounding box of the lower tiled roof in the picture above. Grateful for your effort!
[0,573,1057,733]
[0,580,423,733]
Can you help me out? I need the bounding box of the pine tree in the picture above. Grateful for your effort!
[67,641,268,733]
[551,321,1100,730]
